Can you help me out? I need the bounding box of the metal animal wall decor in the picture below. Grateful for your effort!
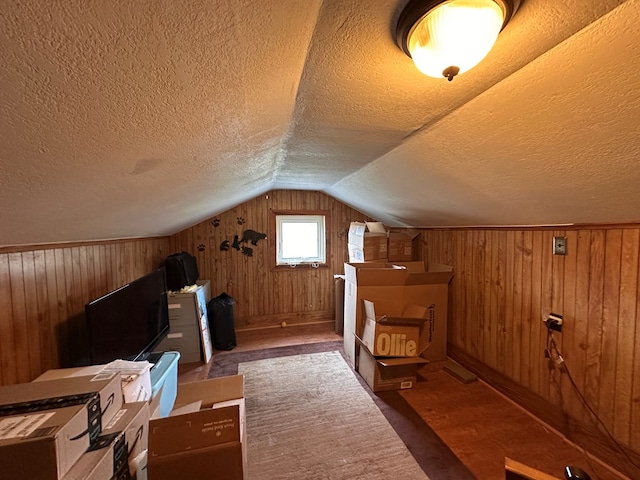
[215,220,265,259]
[239,229,267,246]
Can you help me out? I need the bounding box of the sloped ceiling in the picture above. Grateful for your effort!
[1,0,638,247]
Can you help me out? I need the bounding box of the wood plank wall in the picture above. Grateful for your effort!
[0,238,170,386]
[420,227,640,477]
[169,190,373,329]
[6,190,636,474]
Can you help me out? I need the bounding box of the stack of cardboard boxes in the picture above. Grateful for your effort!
[356,300,431,392]
[342,257,454,393]
[0,374,136,480]
[0,364,246,480]
[347,221,420,263]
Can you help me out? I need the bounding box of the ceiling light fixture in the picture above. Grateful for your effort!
[396,0,521,81]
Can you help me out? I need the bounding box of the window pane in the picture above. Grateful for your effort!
[275,214,326,265]
[282,223,318,258]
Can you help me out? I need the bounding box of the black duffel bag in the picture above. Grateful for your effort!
[207,292,237,351]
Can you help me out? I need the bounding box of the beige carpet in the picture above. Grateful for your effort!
[238,351,431,480]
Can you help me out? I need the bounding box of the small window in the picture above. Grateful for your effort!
[275,214,326,266]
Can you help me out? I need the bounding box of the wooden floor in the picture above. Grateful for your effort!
[178,322,627,480]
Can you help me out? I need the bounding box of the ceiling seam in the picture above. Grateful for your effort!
[270,0,326,185]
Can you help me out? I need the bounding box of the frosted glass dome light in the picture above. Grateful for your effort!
[396,0,521,81]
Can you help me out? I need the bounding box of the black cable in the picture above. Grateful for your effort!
[544,331,600,478]
[548,334,640,472]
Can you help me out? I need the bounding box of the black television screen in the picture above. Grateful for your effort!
[85,268,170,364]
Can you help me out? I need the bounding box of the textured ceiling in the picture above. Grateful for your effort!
[0,0,638,246]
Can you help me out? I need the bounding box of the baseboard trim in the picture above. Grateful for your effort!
[236,319,334,332]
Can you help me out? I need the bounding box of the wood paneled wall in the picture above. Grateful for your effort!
[7,190,636,474]
[0,191,369,387]
[0,238,170,386]
[169,190,372,329]
[421,227,640,477]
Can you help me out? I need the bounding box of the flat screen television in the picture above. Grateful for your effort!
[85,267,170,364]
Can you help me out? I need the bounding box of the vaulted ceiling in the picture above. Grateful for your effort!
[1,0,639,247]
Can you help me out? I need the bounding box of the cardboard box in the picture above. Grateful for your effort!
[342,261,454,367]
[361,299,427,357]
[348,222,388,262]
[0,404,94,480]
[357,343,428,392]
[348,236,387,262]
[0,374,125,479]
[1,374,124,428]
[35,362,153,404]
[387,230,420,262]
[147,374,246,480]
[62,401,150,480]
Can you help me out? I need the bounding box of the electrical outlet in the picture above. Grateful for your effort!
[553,236,567,255]
[544,313,564,332]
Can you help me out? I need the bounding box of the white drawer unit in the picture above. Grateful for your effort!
[157,280,213,364]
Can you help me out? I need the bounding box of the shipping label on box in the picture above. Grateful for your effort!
[347,222,367,248]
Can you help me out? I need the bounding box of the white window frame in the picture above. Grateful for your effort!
[275,214,326,266]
